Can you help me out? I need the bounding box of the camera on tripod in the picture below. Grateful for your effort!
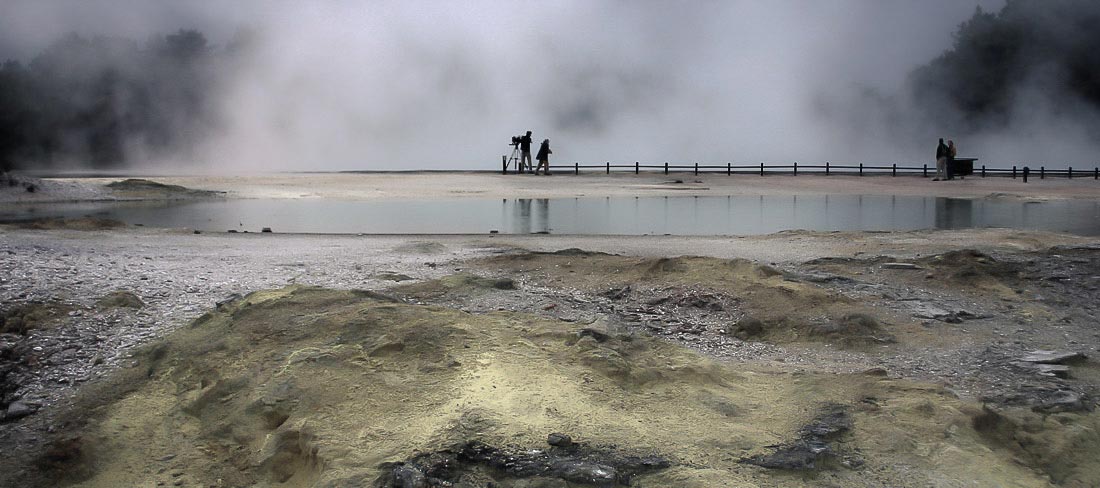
[510,135,523,147]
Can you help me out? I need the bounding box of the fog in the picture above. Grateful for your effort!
[8,0,1099,172]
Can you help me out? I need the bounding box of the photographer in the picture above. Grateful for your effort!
[535,138,552,175]
[519,131,533,172]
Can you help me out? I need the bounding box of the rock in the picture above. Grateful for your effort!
[799,406,852,439]
[392,465,428,488]
[601,286,631,300]
[489,278,515,290]
[5,401,36,420]
[742,404,851,471]
[1011,362,1071,378]
[799,273,856,284]
[374,272,415,282]
[911,303,983,323]
[577,328,610,343]
[547,432,573,448]
[1018,350,1087,365]
[882,262,922,270]
[1033,390,1092,413]
[96,290,145,309]
[730,317,764,339]
[986,386,1094,413]
[862,367,888,377]
[744,442,820,469]
[550,461,617,486]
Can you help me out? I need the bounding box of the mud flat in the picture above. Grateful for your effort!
[0,223,1098,486]
[5,172,1100,203]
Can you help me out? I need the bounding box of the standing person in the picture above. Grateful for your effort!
[934,138,948,181]
[520,131,533,173]
[946,140,957,180]
[535,139,552,175]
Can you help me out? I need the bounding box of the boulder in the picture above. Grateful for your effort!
[1018,350,1087,365]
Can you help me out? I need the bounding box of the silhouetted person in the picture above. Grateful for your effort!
[946,140,957,180]
[520,131,533,173]
[934,138,948,181]
[535,139,552,175]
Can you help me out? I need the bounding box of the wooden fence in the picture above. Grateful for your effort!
[501,158,1100,183]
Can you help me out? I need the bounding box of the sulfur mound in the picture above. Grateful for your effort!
[7,286,1092,488]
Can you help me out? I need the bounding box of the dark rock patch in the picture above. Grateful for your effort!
[742,404,857,471]
[601,285,632,300]
[373,272,415,282]
[377,438,669,487]
[809,313,895,344]
[96,291,144,309]
[0,302,71,335]
[983,385,1094,414]
[729,317,764,340]
[546,248,615,257]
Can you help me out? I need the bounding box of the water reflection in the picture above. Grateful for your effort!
[508,198,550,234]
[934,198,973,229]
[1,195,1097,236]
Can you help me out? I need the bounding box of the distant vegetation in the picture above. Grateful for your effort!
[0,29,240,171]
[908,0,1100,132]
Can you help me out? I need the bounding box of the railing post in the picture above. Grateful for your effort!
[1012,165,1016,179]
[891,163,896,177]
[606,161,610,174]
[664,162,668,175]
[635,161,639,174]
[760,163,764,176]
[826,162,830,175]
[1068,167,1073,179]
[574,162,579,175]
[694,162,698,176]
[727,162,731,176]
[794,162,798,176]
[859,163,863,176]
[923,163,927,177]
[502,155,508,174]
[1095,167,1098,180]
[1023,166,1029,183]
[1040,166,1045,179]
[981,165,986,177]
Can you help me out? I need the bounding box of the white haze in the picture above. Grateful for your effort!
[12,0,1095,172]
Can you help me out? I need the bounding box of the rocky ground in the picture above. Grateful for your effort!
[2,174,1100,487]
[0,222,1097,486]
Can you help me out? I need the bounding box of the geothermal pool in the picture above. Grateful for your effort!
[3,195,1099,236]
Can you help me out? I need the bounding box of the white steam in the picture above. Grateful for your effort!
[13,0,1093,171]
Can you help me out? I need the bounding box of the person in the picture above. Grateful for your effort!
[934,138,948,181]
[520,131,533,173]
[946,140,957,180]
[535,138,552,175]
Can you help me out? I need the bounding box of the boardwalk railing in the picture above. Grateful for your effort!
[500,158,1100,182]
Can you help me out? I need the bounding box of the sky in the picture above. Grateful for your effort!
[3,0,1053,172]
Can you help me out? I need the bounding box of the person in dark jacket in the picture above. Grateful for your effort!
[946,140,957,180]
[535,139,552,175]
[520,131,533,173]
[934,138,948,181]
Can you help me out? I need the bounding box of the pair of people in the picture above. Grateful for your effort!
[934,138,957,181]
[520,130,553,175]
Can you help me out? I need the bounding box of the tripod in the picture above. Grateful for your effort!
[507,143,525,173]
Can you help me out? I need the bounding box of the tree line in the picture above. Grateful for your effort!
[908,0,1100,133]
[0,29,241,172]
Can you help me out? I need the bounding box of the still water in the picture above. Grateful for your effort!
[3,195,1099,236]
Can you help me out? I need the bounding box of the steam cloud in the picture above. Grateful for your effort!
[4,0,1096,172]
